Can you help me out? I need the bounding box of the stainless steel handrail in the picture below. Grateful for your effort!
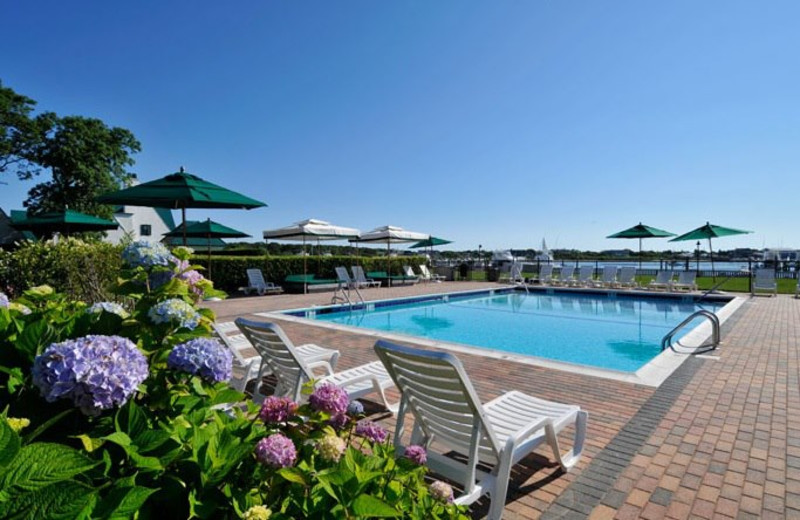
[661,309,720,352]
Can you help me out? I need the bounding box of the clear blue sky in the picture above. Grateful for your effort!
[3,1,799,252]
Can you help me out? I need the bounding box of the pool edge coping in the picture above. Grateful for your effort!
[255,288,746,388]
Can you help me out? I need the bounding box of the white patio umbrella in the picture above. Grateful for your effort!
[351,225,429,285]
[263,218,361,293]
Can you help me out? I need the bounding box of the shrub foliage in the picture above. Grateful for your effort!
[0,242,467,519]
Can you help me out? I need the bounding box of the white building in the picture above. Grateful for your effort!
[105,205,175,245]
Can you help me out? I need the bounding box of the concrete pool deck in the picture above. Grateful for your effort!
[203,281,799,519]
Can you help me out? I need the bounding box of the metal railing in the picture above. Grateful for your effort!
[661,309,720,353]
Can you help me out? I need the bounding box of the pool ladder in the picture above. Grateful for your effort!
[661,309,720,353]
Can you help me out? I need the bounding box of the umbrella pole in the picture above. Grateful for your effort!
[709,237,715,284]
[387,240,392,287]
[639,237,642,270]
[182,207,187,246]
[303,236,308,295]
[207,231,212,280]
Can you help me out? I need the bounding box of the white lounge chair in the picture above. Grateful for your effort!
[351,265,381,289]
[235,318,397,412]
[647,270,674,291]
[530,264,554,285]
[212,321,340,397]
[335,266,357,289]
[551,265,575,286]
[508,262,525,285]
[612,266,637,289]
[571,265,595,287]
[419,264,445,282]
[591,266,617,288]
[373,340,587,520]
[670,271,697,292]
[752,268,777,296]
[402,265,420,284]
[242,268,283,296]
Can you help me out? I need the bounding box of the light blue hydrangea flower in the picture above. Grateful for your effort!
[147,298,201,329]
[0,292,9,308]
[31,335,148,416]
[168,337,232,383]
[122,241,173,268]
[87,301,129,318]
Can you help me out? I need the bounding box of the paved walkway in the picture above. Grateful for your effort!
[202,283,798,519]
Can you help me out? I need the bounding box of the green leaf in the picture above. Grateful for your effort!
[0,420,20,469]
[0,443,98,492]
[277,467,310,486]
[93,485,158,520]
[102,431,132,448]
[22,409,73,444]
[73,434,104,453]
[351,494,403,518]
[0,481,97,520]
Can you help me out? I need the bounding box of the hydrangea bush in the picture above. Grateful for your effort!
[0,243,468,519]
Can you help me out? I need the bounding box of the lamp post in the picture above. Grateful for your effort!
[696,240,701,275]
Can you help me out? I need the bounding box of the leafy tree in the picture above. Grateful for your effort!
[0,81,56,180]
[24,115,141,219]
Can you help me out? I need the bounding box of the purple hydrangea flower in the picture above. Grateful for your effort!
[32,335,148,416]
[148,298,201,329]
[87,301,128,318]
[355,420,388,443]
[347,400,364,416]
[429,481,454,503]
[168,338,232,383]
[0,293,8,308]
[255,434,297,468]
[403,445,427,465]
[122,241,172,268]
[258,396,298,424]
[327,412,349,430]
[309,383,349,415]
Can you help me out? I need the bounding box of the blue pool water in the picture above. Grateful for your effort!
[304,291,725,372]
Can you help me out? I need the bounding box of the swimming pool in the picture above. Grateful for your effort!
[270,288,741,385]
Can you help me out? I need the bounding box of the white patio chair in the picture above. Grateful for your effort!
[374,340,587,520]
[590,266,617,288]
[508,261,525,285]
[612,266,638,289]
[647,270,674,291]
[351,265,381,288]
[419,264,445,282]
[752,268,777,296]
[670,271,697,292]
[570,265,595,287]
[530,264,554,285]
[335,266,357,289]
[235,318,397,412]
[551,265,575,286]
[242,268,283,296]
[212,321,340,399]
[402,265,420,284]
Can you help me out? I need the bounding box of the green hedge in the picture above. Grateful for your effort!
[193,255,428,292]
[0,239,122,302]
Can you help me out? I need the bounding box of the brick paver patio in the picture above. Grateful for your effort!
[203,282,798,519]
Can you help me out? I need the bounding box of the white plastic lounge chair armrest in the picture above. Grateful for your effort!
[305,360,335,376]
[322,371,380,388]
[503,416,553,453]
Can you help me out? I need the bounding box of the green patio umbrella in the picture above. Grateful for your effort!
[96,167,266,245]
[11,208,119,237]
[606,223,675,269]
[669,222,752,282]
[410,236,453,270]
[163,218,250,278]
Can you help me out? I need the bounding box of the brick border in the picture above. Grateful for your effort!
[540,308,746,519]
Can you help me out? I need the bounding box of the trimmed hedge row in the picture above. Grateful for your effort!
[192,255,428,292]
[0,239,122,302]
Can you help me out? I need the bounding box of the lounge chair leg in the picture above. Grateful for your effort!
[546,411,588,472]
[487,457,513,520]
